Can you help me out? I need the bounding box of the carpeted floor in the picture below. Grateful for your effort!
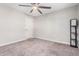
[0,38,79,56]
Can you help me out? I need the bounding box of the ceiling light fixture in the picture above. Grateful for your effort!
[32,6,38,10]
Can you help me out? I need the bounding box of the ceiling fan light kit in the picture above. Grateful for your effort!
[33,6,37,10]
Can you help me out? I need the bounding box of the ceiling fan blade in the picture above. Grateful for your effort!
[31,3,35,4]
[37,3,40,5]
[39,6,51,9]
[30,9,33,13]
[31,3,40,5]
[37,9,42,14]
[19,5,31,7]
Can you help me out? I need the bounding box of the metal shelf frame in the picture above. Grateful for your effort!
[70,19,78,48]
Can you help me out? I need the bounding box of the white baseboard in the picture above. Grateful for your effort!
[35,37,70,45]
[0,36,70,47]
[0,37,31,47]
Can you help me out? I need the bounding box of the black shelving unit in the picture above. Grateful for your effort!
[70,19,78,48]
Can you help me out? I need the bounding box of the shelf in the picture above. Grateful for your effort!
[71,26,77,27]
[70,19,78,48]
[71,39,76,40]
[71,32,75,34]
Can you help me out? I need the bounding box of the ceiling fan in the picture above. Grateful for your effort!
[19,3,51,14]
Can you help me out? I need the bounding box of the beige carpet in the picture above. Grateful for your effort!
[0,38,79,56]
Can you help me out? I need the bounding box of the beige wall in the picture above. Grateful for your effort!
[0,4,34,46]
[34,5,78,44]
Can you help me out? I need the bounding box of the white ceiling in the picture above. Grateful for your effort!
[0,3,78,17]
